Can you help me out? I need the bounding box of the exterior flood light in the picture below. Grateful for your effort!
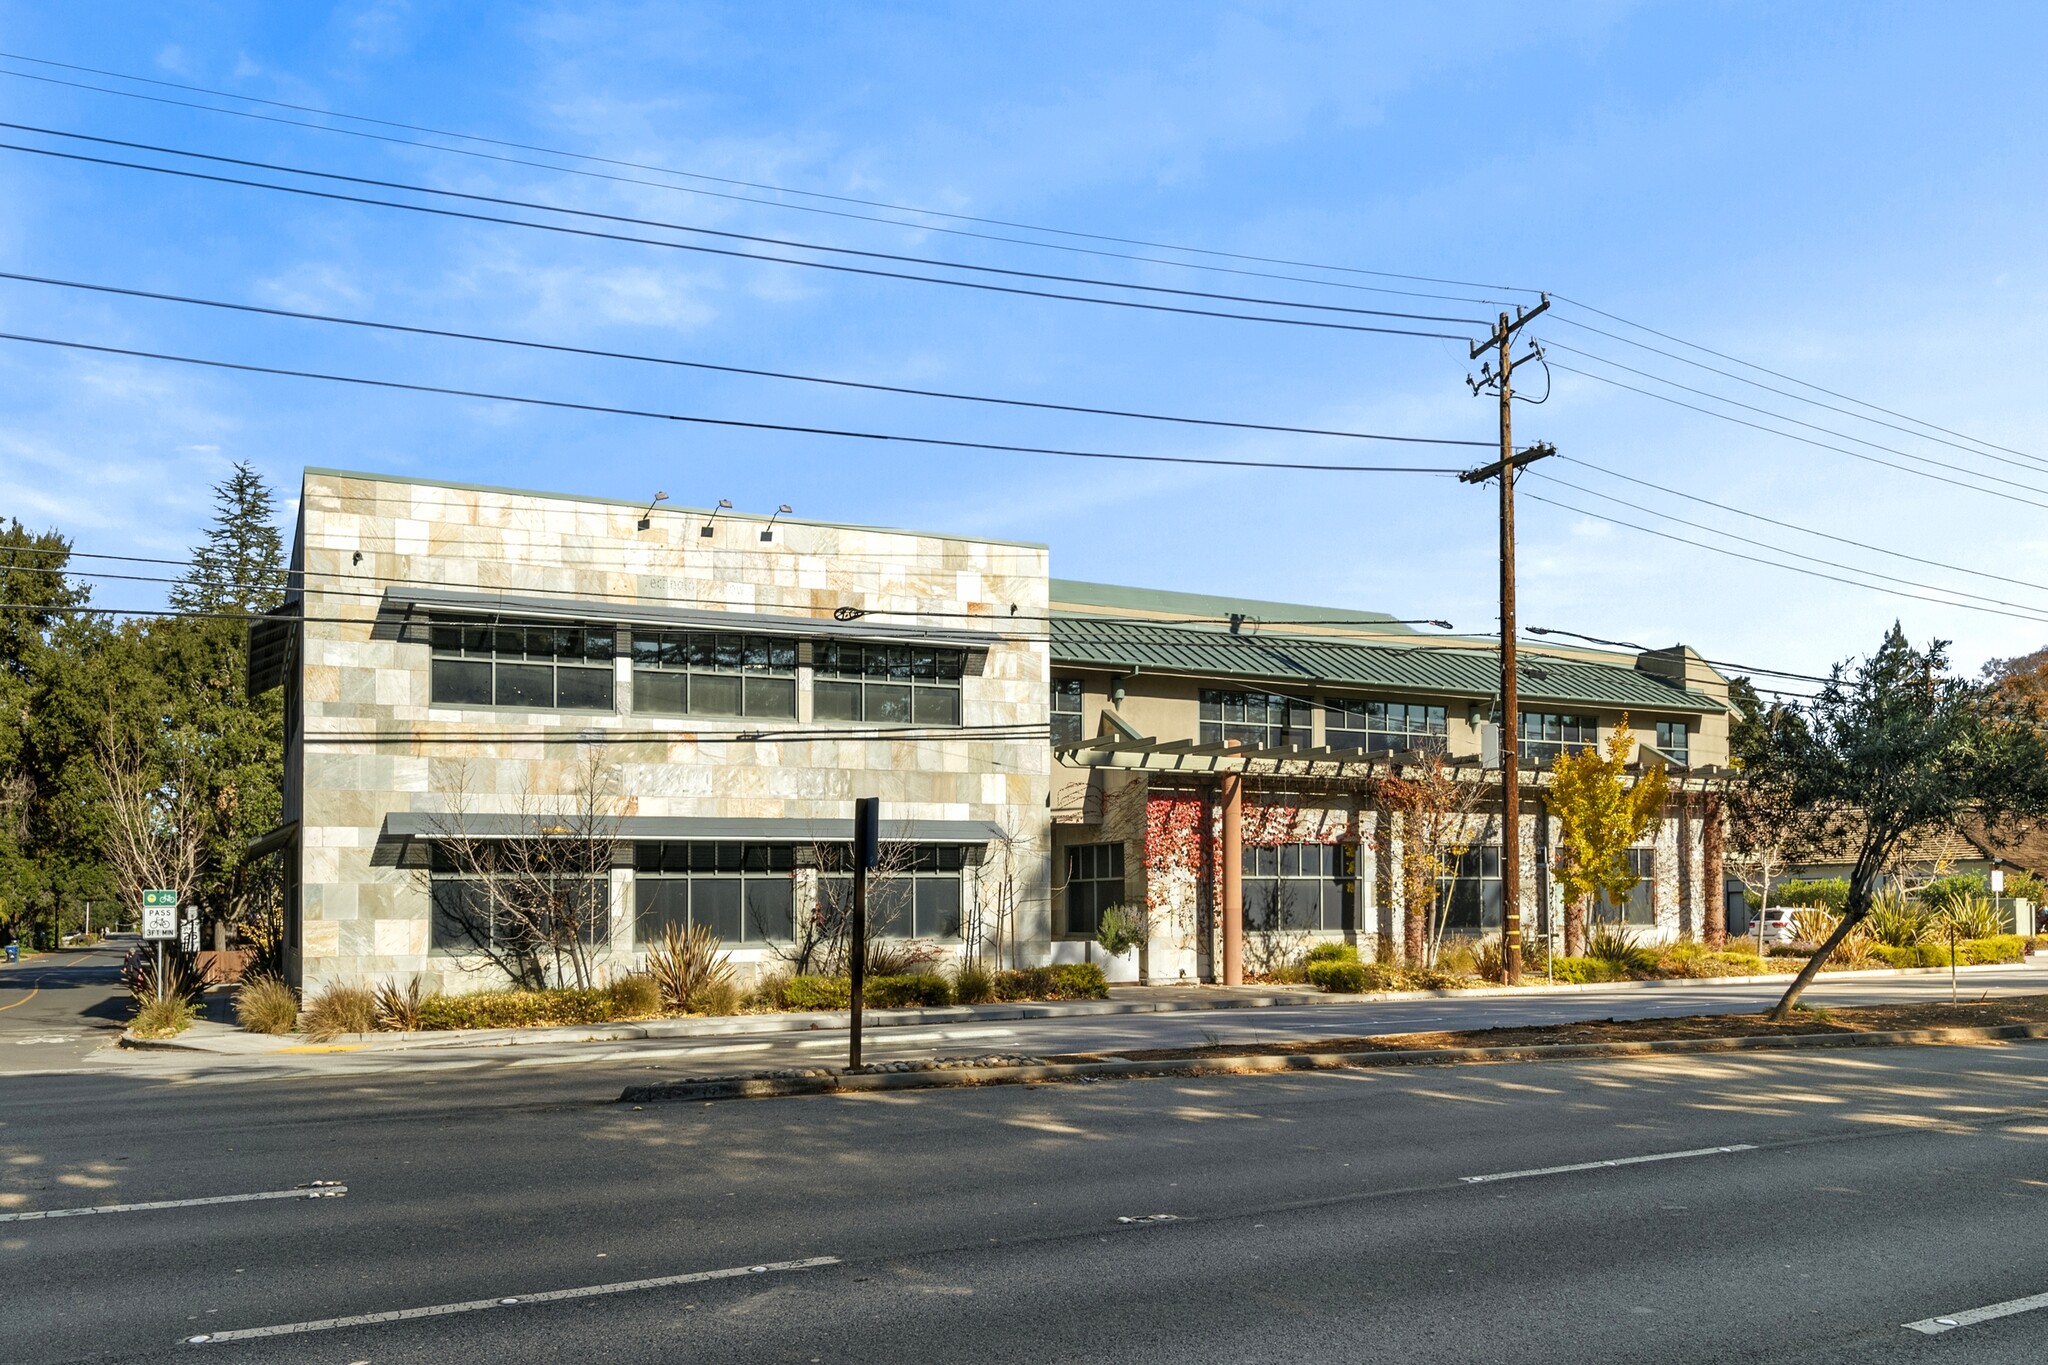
[700,498,733,538]
[761,504,793,542]
[636,490,668,531]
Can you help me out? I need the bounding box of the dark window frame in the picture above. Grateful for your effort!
[1592,847,1658,927]
[632,842,797,945]
[817,843,969,940]
[427,842,611,952]
[1518,711,1599,761]
[1051,677,1085,746]
[1325,697,1448,754]
[1438,846,1503,933]
[1062,842,1126,938]
[1653,720,1690,766]
[428,617,617,712]
[1241,842,1355,934]
[630,631,797,720]
[1199,689,1313,751]
[813,643,965,727]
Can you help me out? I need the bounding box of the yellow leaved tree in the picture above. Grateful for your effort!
[1548,716,1669,956]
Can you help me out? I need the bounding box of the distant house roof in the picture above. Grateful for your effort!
[1048,615,1726,714]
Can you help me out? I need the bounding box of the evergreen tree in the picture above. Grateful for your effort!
[169,462,287,615]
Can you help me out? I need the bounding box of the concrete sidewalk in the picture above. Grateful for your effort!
[125,960,2041,1057]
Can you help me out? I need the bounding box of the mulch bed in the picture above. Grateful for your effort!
[1041,994,2048,1064]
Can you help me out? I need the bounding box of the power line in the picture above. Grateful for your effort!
[1531,470,2048,619]
[0,64,1511,311]
[0,123,1482,338]
[1547,359,2048,511]
[1521,488,2048,626]
[1547,309,2048,472]
[1549,294,2043,469]
[1559,454,2048,597]
[0,49,1535,298]
[0,269,1493,448]
[0,331,1471,475]
[1546,338,2048,483]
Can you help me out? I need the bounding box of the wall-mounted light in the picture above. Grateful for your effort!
[760,504,793,542]
[700,498,733,538]
[636,490,668,531]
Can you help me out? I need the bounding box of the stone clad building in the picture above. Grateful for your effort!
[253,469,1734,995]
[253,469,1051,994]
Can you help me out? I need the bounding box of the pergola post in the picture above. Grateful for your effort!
[1221,772,1244,986]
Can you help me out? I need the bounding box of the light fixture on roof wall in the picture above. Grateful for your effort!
[760,504,793,543]
[700,498,733,538]
[636,490,668,531]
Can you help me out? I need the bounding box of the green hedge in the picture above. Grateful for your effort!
[1306,942,1359,965]
[1305,960,1367,992]
[414,987,627,1031]
[863,973,954,1008]
[993,964,1109,1001]
[782,975,853,1010]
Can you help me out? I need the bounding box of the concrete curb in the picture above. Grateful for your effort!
[619,1023,2048,1104]
[120,961,2038,1055]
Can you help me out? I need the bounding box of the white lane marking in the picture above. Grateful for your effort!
[1904,1289,2048,1334]
[183,1255,840,1344]
[1460,1144,1756,1184]
[0,1184,346,1223]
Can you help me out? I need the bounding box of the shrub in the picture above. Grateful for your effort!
[604,974,663,1018]
[1306,959,1368,993]
[1306,941,1359,965]
[373,977,433,1031]
[644,923,737,1015]
[233,973,299,1034]
[993,963,1110,1001]
[953,963,997,1004]
[1918,873,1989,915]
[2030,934,2048,954]
[1474,940,1506,984]
[781,975,853,1010]
[131,996,198,1038]
[1094,905,1143,957]
[1963,934,2026,965]
[1789,908,1842,946]
[1863,891,1929,948]
[1587,928,1658,977]
[302,984,377,1040]
[866,939,945,977]
[1765,878,1851,913]
[414,987,617,1030]
[1437,943,1479,977]
[690,978,741,1017]
[864,973,954,1008]
[1935,895,2006,941]
[1547,956,1622,985]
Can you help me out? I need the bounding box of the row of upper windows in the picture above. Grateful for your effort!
[424,618,966,724]
[1051,678,1692,762]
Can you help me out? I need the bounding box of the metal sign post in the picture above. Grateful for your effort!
[142,889,177,1004]
[849,798,879,1071]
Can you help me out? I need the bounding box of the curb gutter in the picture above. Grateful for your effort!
[120,961,2039,1055]
[618,1023,2048,1105]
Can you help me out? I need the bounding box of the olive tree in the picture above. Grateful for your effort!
[1741,627,2048,1019]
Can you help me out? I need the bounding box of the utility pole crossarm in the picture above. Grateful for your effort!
[1468,294,1550,360]
[1458,442,1556,485]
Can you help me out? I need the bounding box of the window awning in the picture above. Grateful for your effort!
[379,812,1009,845]
[375,587,1014,653]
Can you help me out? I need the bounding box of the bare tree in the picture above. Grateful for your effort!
[420,750,622,990]
[1377,754,1491,966]
[95,726,208,916]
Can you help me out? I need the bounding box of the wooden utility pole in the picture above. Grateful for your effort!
[1459,295,1551,985]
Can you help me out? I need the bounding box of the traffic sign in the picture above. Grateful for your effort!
[141,889,177,941]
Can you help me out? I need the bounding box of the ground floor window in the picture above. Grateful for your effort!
[1592,848,1657,927]
[1063,843,1126,937]
[1438,846,1502,932]
[1242,843,1354,932]
[428,843,610,951]
[818,844,968,939]
[633,843,796,945]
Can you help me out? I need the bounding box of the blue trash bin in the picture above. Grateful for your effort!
[5,944,17,963]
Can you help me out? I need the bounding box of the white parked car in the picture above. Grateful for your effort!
[1758,907,1800,944]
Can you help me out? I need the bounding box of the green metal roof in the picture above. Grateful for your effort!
[1050,615,1726,714]
[1050,579,1422,635]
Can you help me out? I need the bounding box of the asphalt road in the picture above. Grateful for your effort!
[0,943,134,1071]
[7,1037,2048,1362]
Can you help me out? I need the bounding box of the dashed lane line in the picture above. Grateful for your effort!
[1905,1289,2048,1335]
[0,1184,347,1223]
[183,1255,841,1344]
[1459,1144,1758,1185]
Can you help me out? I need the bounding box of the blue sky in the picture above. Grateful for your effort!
[0,2,2043,686]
